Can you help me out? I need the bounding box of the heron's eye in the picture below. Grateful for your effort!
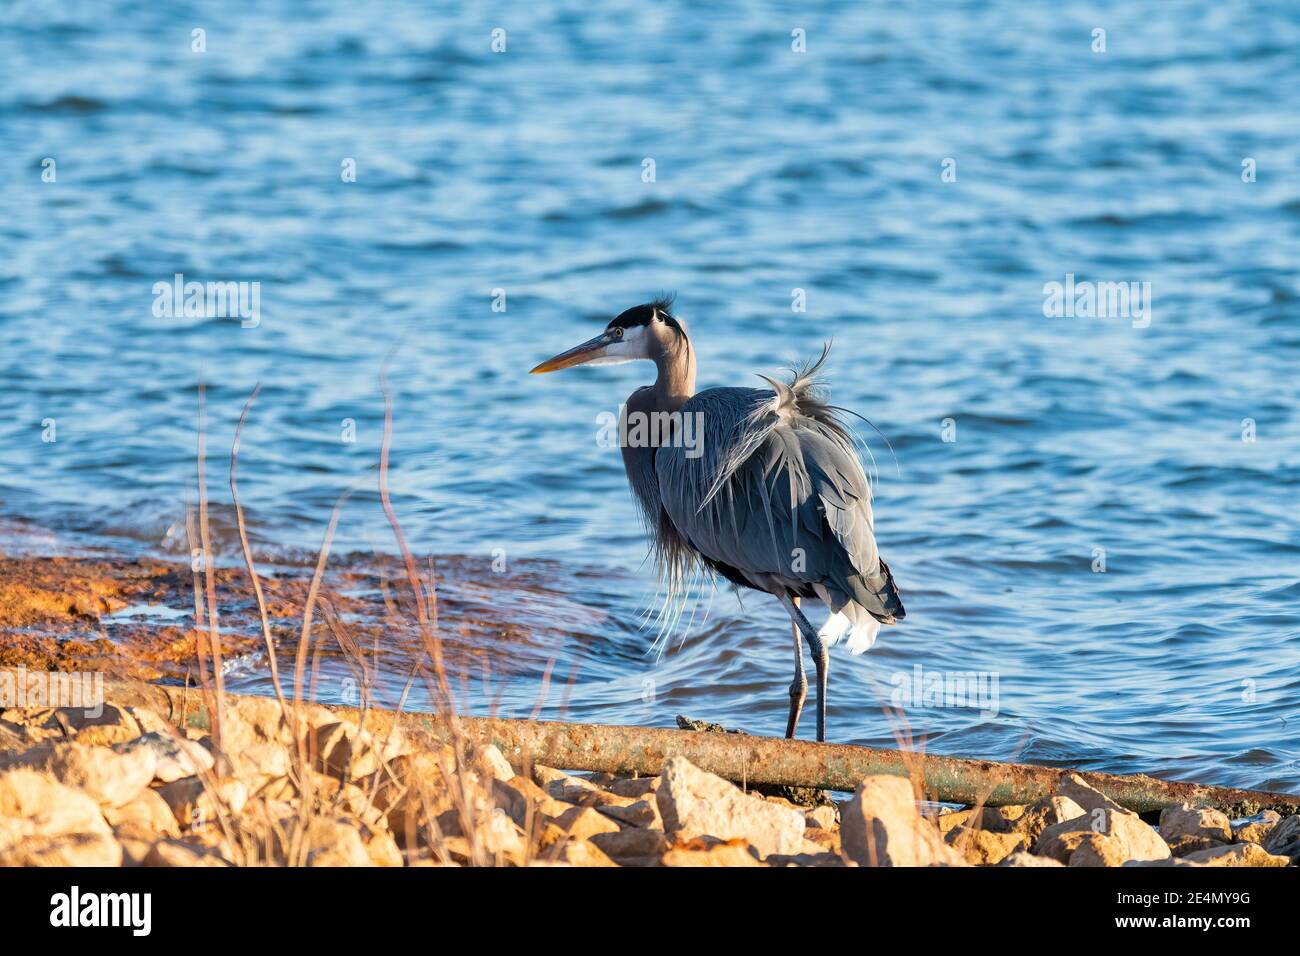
[613,327,624,338]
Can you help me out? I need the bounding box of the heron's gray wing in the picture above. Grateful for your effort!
[656,386,903,622]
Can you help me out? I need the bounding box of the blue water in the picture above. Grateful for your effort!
[1,1,1298,792]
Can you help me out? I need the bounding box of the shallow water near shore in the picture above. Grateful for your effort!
[1,1,1298,792]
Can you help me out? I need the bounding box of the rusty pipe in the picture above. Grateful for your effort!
[104,679,1300,818]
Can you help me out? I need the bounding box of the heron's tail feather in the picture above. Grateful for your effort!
[872,558,906,622]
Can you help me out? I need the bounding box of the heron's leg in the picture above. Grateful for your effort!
[776,592,828,742]
[785,597,807,739]
[810,624,829,743]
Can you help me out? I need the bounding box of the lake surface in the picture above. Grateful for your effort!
[1,0,1298,792]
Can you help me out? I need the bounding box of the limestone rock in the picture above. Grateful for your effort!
[0,740,156,807]
[1069,833,1144,867]
[590,827,669,866]
[220,797,297,864]
[805,805,838,830]
[69,705,141,747]
[253,775,299,803]
[539,767,637,811]
[1030,776,1164,868]
[997,851,1064,867]
[1035,808,1169,866]
[482,811,528,862]
[472,744,514,782]
[327,779,387,830]
[0,768,112,841]
[155,775,248,829]
[935,808,973,836]
[980,803,1028,831]
[1127,842,1291,868]
[0,831,122,866]
[1262,814,1300,863]
[947,804,1032,836]
[607,776,658,799]
[1056,773,1126,816]
[1166,835,1227,857]
[802,826,841,854]
[429,804,526,862]
[121,732,214,783]
[363,825,403,867]
[0,718,61,746]
[655,757,806,859]
[227,740,288,786]
[946,826,1026,865]
[0,769,118,866]
[376,749,462,838]
[113,821,157,866]
[552,805,620,843]
[552,839,618,867]
[104,788,179,838]
[126,707,175,736]
[306,817,375,867]
[661,836,762,867]
[492,775,573,828]
[0,720,27,751]
[1176,843,1291,867]
[1159,803,1232,844]
[310,720,393,780]
[1231,809,1280,846]
[532,765,572,788]
[215,696,294,751]
[1009,795,1086,845]
[840,775,964,867]
[58,704,140,736]
[144,837,234,867]
[183,818,237,858]
[767,850,844,867]
[597,797,661,829]
[0,707,59,730]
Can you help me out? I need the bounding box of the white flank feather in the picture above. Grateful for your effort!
[843,609,880,654]
[818,610,852,644]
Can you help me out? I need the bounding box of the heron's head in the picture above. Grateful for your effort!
[531,295,688,374]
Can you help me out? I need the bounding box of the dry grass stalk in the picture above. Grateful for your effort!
[176,365,538,866]
[229,382,288,714]
[195,380,226,753]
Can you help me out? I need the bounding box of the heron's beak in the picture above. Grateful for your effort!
[530,332,613,374]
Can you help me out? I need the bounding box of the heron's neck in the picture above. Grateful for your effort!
[649,338,696,412]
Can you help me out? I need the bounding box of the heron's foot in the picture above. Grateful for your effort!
[785,678,807,739]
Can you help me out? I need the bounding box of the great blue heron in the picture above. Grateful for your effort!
[531,296,904,742]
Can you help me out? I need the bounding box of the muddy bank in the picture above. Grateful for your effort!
[0,553,259,680]
[0,547,604,694]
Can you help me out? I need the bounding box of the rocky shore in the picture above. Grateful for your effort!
[2,685,1296,867]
